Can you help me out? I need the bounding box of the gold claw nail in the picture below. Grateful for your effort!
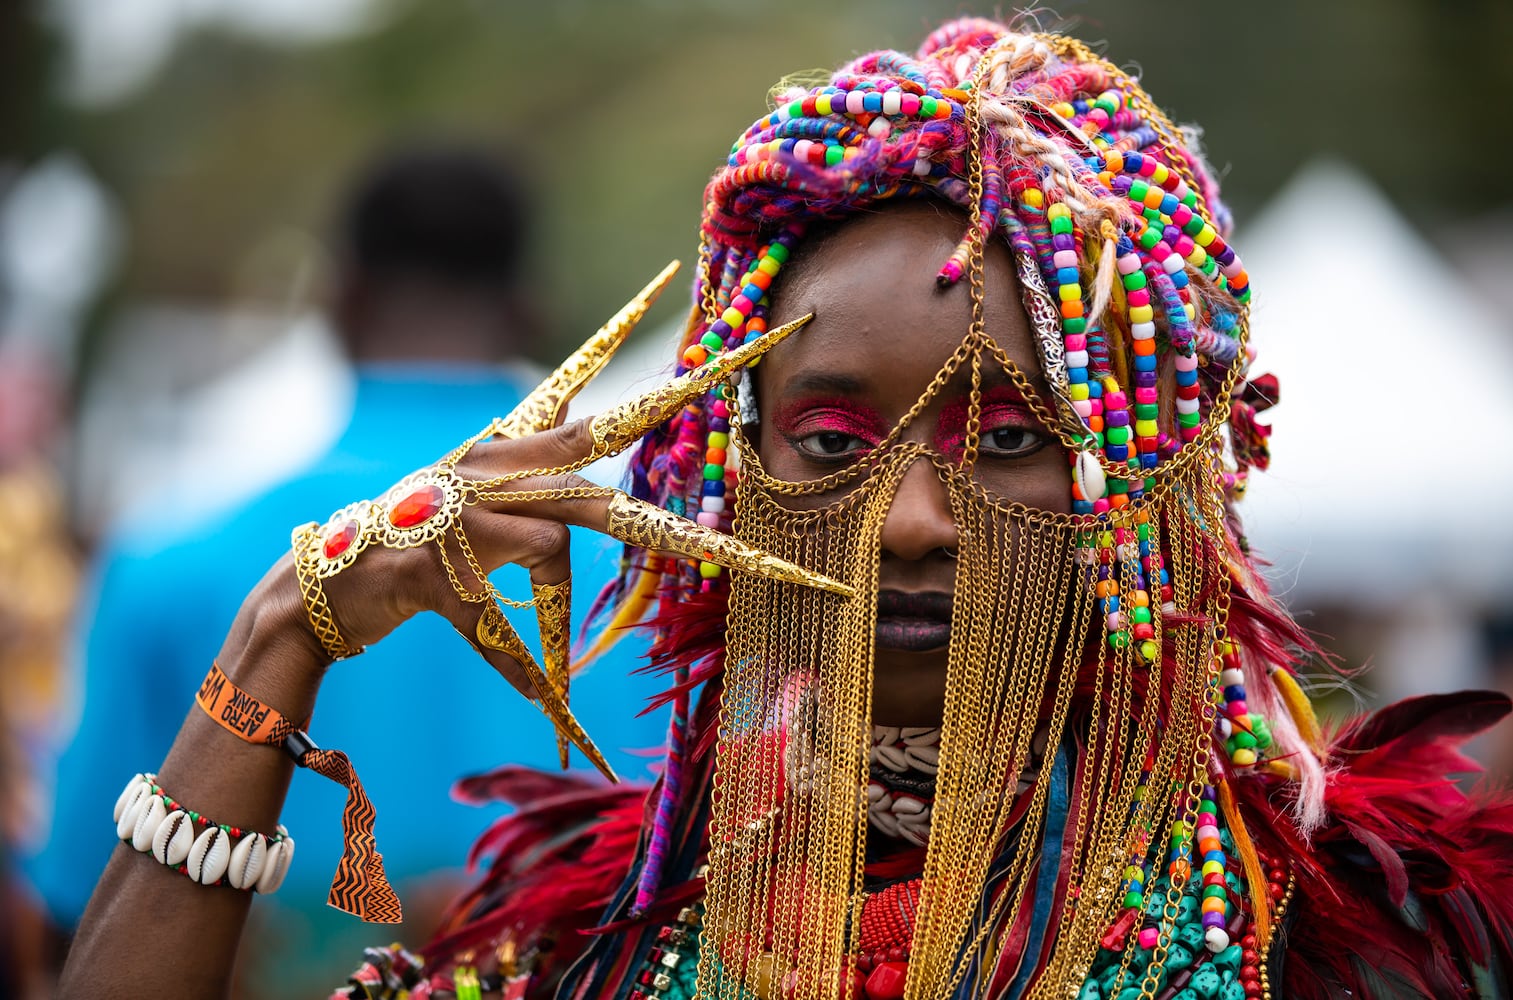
[495,262,681,440]
[531,579,573,770]
[587,312,813,461]
[602,491,854,598]
[476,602,617,781]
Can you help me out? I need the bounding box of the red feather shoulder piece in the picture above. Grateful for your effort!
[1242,691,1513,999]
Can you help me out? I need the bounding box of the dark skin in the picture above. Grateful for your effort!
[759,202,1070,724]
[59,203,1068,997]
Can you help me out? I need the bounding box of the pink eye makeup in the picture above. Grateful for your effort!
[771,396,889,462]
[934,387,1046,459]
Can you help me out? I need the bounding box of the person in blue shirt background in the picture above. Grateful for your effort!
[21,143,668,996]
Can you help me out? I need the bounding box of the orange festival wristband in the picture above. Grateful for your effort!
[195,662,401,923]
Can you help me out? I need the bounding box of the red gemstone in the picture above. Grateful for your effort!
[389,484,445,528]
[323,519,359,559]
[864,961,908,1000]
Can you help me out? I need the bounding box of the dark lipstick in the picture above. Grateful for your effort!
[875,590,953,652]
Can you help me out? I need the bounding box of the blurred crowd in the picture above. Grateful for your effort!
[2,1,1511,997]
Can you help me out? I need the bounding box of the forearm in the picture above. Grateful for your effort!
[61,556,326,999]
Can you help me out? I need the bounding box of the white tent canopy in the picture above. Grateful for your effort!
[1237,159,1513,606]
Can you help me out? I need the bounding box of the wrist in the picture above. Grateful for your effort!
[217,556,329,713]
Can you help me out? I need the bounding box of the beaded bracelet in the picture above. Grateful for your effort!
[113,772,294,893]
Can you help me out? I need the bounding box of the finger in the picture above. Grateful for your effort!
[494,261,681,439]
[479,312,814,475]
[443,512,615,780]
[468,476,856,599]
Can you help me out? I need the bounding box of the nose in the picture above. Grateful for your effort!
[878,455,959,562]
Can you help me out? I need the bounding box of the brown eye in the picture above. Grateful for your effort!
[983,425,1046,458]
[798,431,866,458]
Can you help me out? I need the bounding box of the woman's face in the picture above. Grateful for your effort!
[757,202,1072,724]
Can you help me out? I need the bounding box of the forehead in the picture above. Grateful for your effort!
[760,201,1043,400]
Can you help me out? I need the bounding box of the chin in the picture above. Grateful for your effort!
[871,647,948,726]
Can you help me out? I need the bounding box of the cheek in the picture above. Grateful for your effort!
[974,453,1073,514]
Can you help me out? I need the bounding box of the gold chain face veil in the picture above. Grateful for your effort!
[684,31,1261,1000]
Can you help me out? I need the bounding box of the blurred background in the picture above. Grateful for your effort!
[2,0,1511,995]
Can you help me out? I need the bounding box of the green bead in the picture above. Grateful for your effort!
[1136,522,1152,539]
[1106,425,1131,445]
[920,96,937,117]
[702,463,724,480]
[1190,965,1222,999]
[1123,270,1148,290]
[1183,215,1205,237]
[1198,799,1218,815]
[768,243,789,263]
[1214,944,1243,972]
[1065,317,1087,334]
[1143,206,1163,224]
[1252,718,1273,748]
[1094,95,1119,115]
[1202,884,1226,900]
[824,145,844,167]
[1181,189,1198,207]
[1109,631,1132,649]
[1108,478,1129,495]
[1232,730,1257,750]
[1052,215,1074,235]
[1178,411,1202,428]
[1124,891,1144,908]
[1134,403,1159,420]
[787,100,804,119]
[1139,228,1161,250]
[1133,607,1152,624]
[701,332,724,351]
[1129,179,1149,201]
[1177,921,1206,951]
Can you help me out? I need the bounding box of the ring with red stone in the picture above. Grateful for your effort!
[373,468,467,550]
[308,500,380,578]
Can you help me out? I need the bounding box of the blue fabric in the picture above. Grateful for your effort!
[21,366,668,928]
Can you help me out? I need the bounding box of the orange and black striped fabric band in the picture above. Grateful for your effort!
[196,662,402,923]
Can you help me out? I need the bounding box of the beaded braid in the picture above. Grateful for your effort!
[609,17,1315,909]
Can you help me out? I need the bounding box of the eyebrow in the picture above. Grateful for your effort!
[783,372,868,395]
[778,358,1052,400]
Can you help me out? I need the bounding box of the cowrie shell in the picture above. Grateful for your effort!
[1075,448,1106,501]
[131,795,167,853]
[114,774,146,823]
[256,835,294,894]
[187,827,230,885]
[152,811,194,867]
[117,783,151,841]
[873,745,909,772]
[227,833,267,890]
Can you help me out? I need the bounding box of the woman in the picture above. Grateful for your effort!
[65,18,1513,1000]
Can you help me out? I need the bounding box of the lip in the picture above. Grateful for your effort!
[875,589,953,652]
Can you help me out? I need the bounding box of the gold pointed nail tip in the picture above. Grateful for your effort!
[602,492,854,599]
[476,604,618,781]
[496,261,682,439]
[587,312,814,461]
[531,579,573,770]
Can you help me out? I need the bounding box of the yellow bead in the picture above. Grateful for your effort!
[1129,304,1154,324]
[1195,224,1216,247]
[816,95,833,115]
[1047,202,1070,220]
[1150,164,1169,185]
[1135,419,1158,437]
[1231,747,1257,766]
[708,431,730,449]
[1186,246,1207,266]
[1022,188,1044,209]
[699,561,721,579]
[1069,383,1090,400]
[758,257,780,276]
[1202,860,1224,876]
[1058,283,1082,302]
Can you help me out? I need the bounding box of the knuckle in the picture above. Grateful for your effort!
[519,519,570,557]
